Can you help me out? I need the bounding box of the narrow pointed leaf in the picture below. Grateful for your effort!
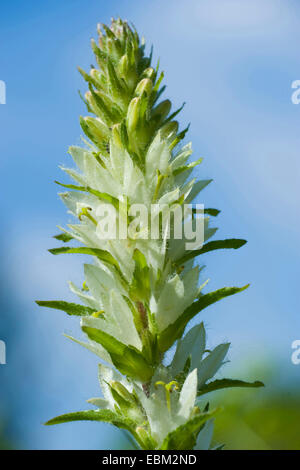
[55,181,120,209]
[203,208,221,217]
[173,158,203,176]
[36,300,95,316]
[197,378,264,397]
[177,239,247,264]
[45,409,134,430]
[53,233,74,242]
[164,102,185,124]
[82,326,154,382]
[158,285,249,352]
[48,246,120,269]
[160,409,220,450]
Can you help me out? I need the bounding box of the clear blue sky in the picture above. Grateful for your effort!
[0,0,300,449]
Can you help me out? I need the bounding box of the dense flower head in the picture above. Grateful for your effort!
[37,18,263,450]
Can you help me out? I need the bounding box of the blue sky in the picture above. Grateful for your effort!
[0,0,300,449]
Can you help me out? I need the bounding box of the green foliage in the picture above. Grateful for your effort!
[36,300,95,316]
[177,238,247,264]
[37,17,261,450]
[197,379,264,397]
[158,285,249,352]
[160,409,220,450]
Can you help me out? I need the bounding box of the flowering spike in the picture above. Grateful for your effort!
[38,18,263,450]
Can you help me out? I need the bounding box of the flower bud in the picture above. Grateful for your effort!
[135,427,151,448]
[119,55,138,92]
[107,58,124,99]
[118,54,129,77]
[84,91,98,114]
[110,381,135,403]
[106,37,121,59]
[80,116,109,150]
[88,88,116,125]
[84,117,109,141]
[142,67,156,82]
[160,120,179,139]
[135,78,153,98]
[126,97,141,132]
[90,68,102,84]
[111,123,122,149]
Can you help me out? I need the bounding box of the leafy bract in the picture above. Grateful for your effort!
[158,285,249,352]
[176,238,247,265]
[45,409,135,432]
[36,300,94,316]
[81,324,153,382]
[197,378,264,396]
[160,409,220,450]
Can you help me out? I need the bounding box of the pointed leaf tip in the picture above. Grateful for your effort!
[44,409,134,429]
[197,378,264,396]
[36,300,95,316]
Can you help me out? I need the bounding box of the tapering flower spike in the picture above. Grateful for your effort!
[37,18,263,450]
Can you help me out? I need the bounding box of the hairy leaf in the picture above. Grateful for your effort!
[197,378,264,396]
[55,180,120,209]
[45,409,135,431]
[158,285,249,352]
[160,409,220,450]
[35,300,95,316]
[82,326,154,382]
[48,246,119,268]
[177,239,247,265]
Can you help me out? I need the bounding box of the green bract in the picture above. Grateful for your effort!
[37,18,263,450]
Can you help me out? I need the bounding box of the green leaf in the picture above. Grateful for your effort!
[191,207,220,217]
[48,246,120,269]
[169,124,190,151]
[176,239,247,265]
[164,102,185,125]
[53,233,74,242]
[82,326,154,382]
[45,409,134,431]
[36,300,95,316]
[197,378,265,397]
[173,158,203,176]
[203,208,220,217]
[160,409,220,450]
[55,181,120,210]
[158,285,249,352]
